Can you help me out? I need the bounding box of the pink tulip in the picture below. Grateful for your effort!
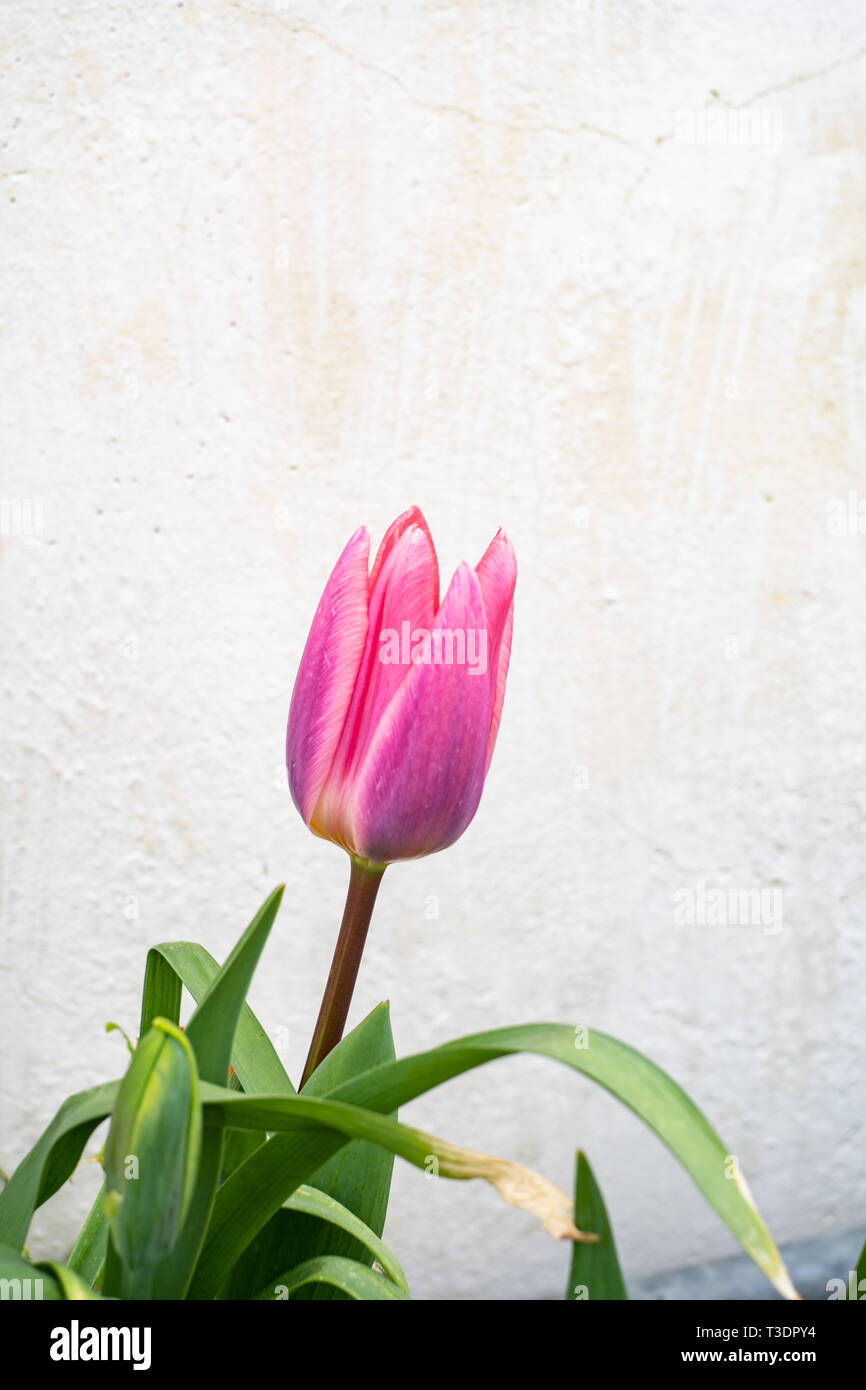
[286,506,516,866]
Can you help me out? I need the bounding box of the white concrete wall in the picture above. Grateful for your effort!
[2,0,865,1299]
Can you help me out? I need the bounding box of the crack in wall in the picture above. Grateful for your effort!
[231,3,647,156]
[654,43,866,145]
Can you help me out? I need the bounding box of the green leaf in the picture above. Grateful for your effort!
[182,885,284,1088]
[141,941,293,1096]
[188,1083,585,1298]
[0,1082,119,1251]
[84,894,291,1293]
[301,1001,396,1242]
[254,1254,409,1301]
[139,895,290,1097]
[0,1019,796,1303]
[0,1244,63,1300]
[220,1127,266,1184]
[567,1151,627,1300]
[217,1066,263,1187]
[103,1019,202,1289]
[293,1021,397,1300]
[280,1185,408,1293]
[221,1005,397,1299]
[0,890,285,1281]
[38,1259,107,1301]
[138,949,182,1037]
[105,1022,135,1056]
[67,1183,109,1288]
[189,1024,797,1301]
[148,887,285,1299]
[0,1244,111,1302]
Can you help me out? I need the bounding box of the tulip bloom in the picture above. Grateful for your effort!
[286,506,515,867]
[288,508,515,1086]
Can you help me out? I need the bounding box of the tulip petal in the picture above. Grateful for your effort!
[319,520,439,831]
[286,526,370,824]
[348,562,493,862]
[486,600,513,767]
[368,505,439,609]
[475,530,517,771]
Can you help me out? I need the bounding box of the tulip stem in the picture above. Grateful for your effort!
[300,856,386,1089]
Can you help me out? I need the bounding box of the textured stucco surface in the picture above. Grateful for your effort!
[2,0,865,1300]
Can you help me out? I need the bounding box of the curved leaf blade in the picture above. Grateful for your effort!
[220,1003,396,1299]
[67,1183,109,1288]
[255,1254,408,1301]
[190,1024,797,1301]
[189,1083,587,1297]
[281,1185,408,1293]
[149,887,284,1299]
[567,1151,627,1301]
[38,1260,107,1301]
[0,1083,118,1250]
